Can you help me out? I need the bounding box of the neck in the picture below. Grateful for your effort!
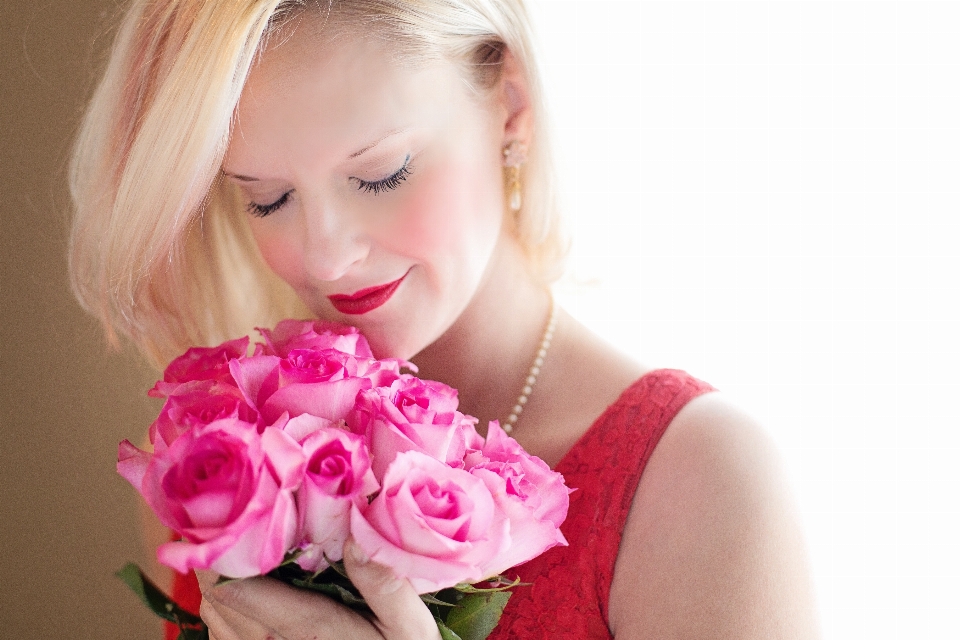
[410,235,551,432]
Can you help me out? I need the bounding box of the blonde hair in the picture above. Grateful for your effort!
[69,0,565,368]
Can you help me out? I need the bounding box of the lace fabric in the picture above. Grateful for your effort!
[488,369,715,639]
[165,369,714,640]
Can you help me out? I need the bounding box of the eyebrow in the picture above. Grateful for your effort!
[223,128,410,182]
[348,128,409,158]
[224,172,259,182]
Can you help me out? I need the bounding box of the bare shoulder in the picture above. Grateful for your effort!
[607,392,821,640]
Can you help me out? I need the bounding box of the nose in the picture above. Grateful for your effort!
[298,195,369,282]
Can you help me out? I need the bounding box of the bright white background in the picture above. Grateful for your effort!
[527,1,960,638]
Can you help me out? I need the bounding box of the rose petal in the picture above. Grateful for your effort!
[260,426,306,489]
[261,377,368,425]
[229,355,281,409]
[282,414,337,443]
[117,440,151,493]
[350,504,483,593]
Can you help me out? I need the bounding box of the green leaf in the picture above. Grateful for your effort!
[115,563,204,627]
[322,557,350,580]
[420,593,457,606]
[290,579,368,606]
[427,587,466,619]
[444,591,511,640]
[214,575,241,588]
[176,628,209,640]
[453,576,522,593]
[435,617,464,640]
[279,548,305,565]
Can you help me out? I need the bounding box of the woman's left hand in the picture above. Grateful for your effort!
[195,539,442,640]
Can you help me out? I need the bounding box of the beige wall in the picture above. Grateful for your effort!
[1,2,164,637]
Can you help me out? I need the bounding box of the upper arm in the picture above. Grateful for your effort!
[607,392,820,640]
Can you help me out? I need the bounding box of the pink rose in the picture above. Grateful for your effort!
[294,426,379,572]
[466,421,570,529]
[350,451,509,593]
[277,413,339,443]
[279,348,391,387]
[149,337,249,398]
[148,381,259,453]
[465,421,570,573]
[230,349,402,426]
[117,419,305,578]
[228,352,362,426]
[352,376,479,479]
[226,354,282,411]
[258,320,374,359]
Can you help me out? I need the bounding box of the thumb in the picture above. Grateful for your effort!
[343,538,441,640]
[194,568,220,596]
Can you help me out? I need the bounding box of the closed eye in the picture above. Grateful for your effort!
[247,191,292,218]
[353,155,412,195]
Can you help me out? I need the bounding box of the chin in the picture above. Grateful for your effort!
[363,327,428,362]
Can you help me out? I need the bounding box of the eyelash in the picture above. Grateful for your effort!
[247,192,290,218]
[353,155,413,195]
[245,156,413,218]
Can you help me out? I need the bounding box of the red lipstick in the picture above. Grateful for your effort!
[328,272,408,315]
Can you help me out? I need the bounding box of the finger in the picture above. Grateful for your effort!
[195,568,220,594]
[343,539,441,640]
[202,594,279,640]
[210,574,378,640]
[200,596,243,640]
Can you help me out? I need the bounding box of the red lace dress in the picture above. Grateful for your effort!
[166,369,714,640]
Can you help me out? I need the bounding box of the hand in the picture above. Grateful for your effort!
[196,538,442,640]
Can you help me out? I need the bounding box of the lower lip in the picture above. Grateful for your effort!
[328,273,407,315]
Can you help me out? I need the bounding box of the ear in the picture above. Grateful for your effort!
[495,46,534,146]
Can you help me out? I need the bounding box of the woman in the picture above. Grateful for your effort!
[70,1,819,638]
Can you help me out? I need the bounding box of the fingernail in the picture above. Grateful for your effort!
[194,570,218,595]
[380,577,403,595]
[348,541,369,565]
[209,577,239,603]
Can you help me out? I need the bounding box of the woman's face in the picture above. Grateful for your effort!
[223,23,509,359]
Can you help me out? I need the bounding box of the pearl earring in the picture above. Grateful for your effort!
[503,141,528,212]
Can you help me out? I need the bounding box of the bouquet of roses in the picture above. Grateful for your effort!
[116,319,570,640]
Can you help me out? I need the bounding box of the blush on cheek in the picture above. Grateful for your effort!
[393,180,460,251]
[254,233,304,288]
[384,158,502,257]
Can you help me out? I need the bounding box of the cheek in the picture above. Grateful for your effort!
[380,157,503,265]
[249,223,304,285]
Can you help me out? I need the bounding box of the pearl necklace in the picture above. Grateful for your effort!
[503,296,557,434]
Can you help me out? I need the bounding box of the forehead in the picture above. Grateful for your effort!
[227,19,467,169]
